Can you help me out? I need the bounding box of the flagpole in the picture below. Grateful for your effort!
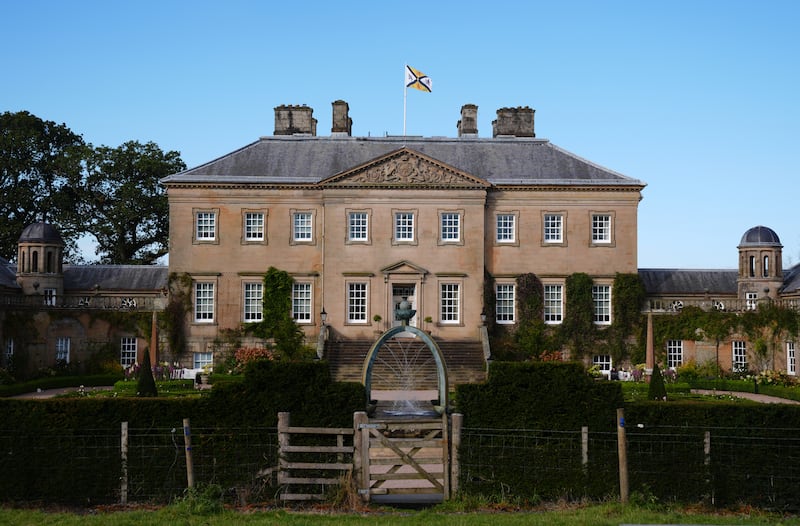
[403,63,407,137]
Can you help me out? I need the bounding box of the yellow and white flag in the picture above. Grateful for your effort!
[405,65,432,92]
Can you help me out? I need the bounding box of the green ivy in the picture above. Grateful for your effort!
[561,272,597,358]
[163,272,192,358]
[249,267,305,360]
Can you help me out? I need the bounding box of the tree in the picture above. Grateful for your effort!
[0,111,86,260]
[80,141,185,264]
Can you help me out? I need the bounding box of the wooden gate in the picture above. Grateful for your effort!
[354,412,460,502]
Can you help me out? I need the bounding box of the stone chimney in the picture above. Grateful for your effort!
[274,105,317,136]
[457,104,478,137]
[492,106,535,138]
[331,100,352,136]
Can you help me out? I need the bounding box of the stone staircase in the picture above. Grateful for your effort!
[325,336,487,387]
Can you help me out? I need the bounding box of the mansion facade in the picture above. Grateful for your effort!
[1,101,798,382]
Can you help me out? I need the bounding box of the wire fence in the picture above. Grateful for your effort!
[1,421,799,509]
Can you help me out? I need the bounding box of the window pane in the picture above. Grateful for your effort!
[293,212,312,241]
[245,212,264,240]
[292,283,312,322]
[592,285,611,324]
[788,342,796,376]
[395,212,414,241]
[732,341,747,372]
[348,212,368,241]
[348,283,367,322]
[544,214,562,242]
[667,340,683,369]
[120,337,137,367]
[193,352,213,369]
[244,283,263,322]
[496,214,515,242]
[495,284,515,323]
[195,282,215,322]
[196,212,216,240]
[56,337,70,363]
[592,214,611,243]
[440,283,460,323]
[544,285,562,323]
[440,213,460,242]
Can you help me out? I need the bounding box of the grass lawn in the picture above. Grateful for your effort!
[1,502,799,526]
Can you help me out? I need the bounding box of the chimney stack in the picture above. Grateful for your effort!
[492,106,535,138]
[457,104,478,137]
[274,105,317,136]
[331,100,352,136]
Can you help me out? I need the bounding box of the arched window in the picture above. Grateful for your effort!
[763,255,770,278]
[20,252,26,273]
[32,251,39,273]
[749,255,756,278]
[46,251,54,273]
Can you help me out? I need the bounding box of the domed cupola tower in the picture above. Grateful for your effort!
[737,225,783,301]
[16,222,65,300]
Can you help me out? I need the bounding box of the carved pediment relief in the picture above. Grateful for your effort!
[321,147,489,189]
[381,260,429,282]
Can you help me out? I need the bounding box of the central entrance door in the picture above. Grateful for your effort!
[392,284,417,327]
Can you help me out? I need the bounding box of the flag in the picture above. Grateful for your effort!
[405,65,432,92]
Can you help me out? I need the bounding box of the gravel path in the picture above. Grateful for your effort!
[691,389,800,404]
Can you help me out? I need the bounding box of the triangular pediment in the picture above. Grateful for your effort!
[320,147,490,189]
[381,260,429,278]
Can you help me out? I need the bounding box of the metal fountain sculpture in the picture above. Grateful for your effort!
[362,297,450,417]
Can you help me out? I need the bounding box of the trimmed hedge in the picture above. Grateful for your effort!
[456,361,622,431]
[0,374,123,397]
[0,361,364,503]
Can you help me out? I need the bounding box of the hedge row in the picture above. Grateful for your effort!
[0,373,123,397]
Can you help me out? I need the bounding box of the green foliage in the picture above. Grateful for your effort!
[170,483,224,515]
[561,273,597,357]
[136,348,158,397]
[0,111,86,260]
[249,267,306,360]
[163,272,192,358]
[648,363,667,401]
[80,140,185,264]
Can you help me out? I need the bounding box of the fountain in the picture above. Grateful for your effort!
[362,298,450,418]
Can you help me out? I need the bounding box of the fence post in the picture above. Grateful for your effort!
[616,408,629,503]
[704,430,714,505]
[353,411,370,502]
[581,426,589,471]
[120,421,128,505]
[451,413,463,497]
[183,418,195,489]
[278,412,290,486]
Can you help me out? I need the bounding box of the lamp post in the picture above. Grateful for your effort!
[320,307,328,325]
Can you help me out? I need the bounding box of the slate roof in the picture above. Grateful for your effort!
[0,257,19,290]
[162,136,645,188]
[63,265,168,292]
[638,269,739,295]
[781,264,800,295]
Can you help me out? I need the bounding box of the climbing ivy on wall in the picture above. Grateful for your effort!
[249,267,305,360]
[561,272,597,358]
[163,272,192,358]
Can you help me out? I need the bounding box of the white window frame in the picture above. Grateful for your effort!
[56,337,70,363]
[495,283,515,324]
[746,292,758,311]
[788,341,796,376]
[243,211,266,243]
[292,211,314,243]
[120,337,137,367]
[393,210,416,244]
[543,284,563,324]
[592,284,611,325]
[292,282,312,323]
[194,282,215,323]
[4,338,14,364]
[193,352,213,370]
[732,340,748,372]
[195,210,217,242]
[440,282,461,324]
[43,288,57,306]
[591,213,612,244]
[495,213,517,244]
[347,210,369,243]
[667,339,683,369]
[439,211,462,244]
[593,355,612,378]
[543,213,564,244]
[347,282,368,324]
[243,282,263,323]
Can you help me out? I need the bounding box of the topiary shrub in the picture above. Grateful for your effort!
[648,363,667,401]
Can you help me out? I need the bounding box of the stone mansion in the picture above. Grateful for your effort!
[1,101,798,381]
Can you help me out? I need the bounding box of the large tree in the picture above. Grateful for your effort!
[81,140,185,264]
[0,111,86,260]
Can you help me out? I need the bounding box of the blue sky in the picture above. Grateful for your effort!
[3,0,798,269]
